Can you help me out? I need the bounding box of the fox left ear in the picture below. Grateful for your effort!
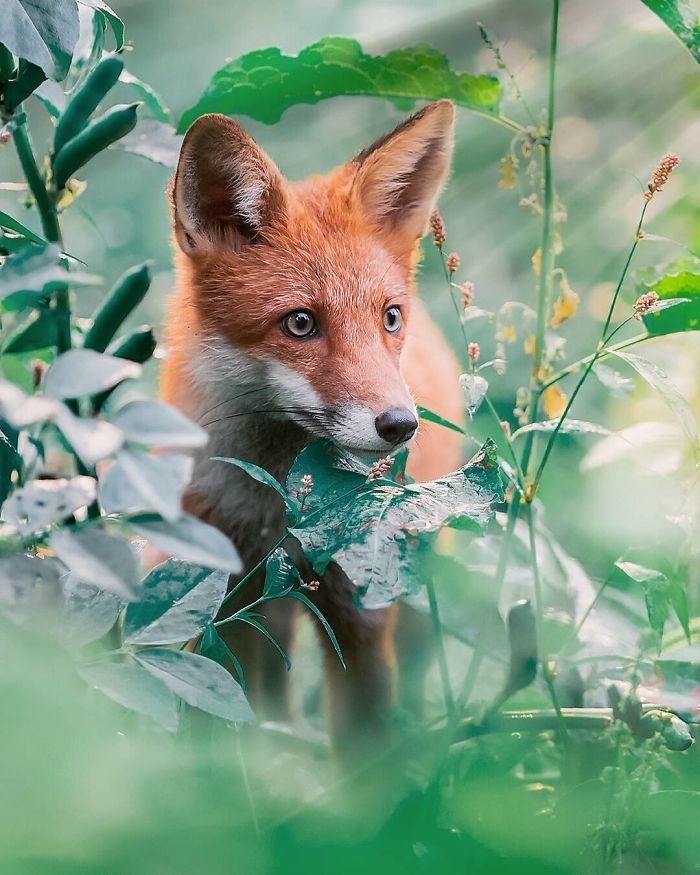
[352,100,455,245]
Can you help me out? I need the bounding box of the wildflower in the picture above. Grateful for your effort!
[551,274,580,328]
[446,252,460,273]
[633,290,659,320]
[0,131,10,147]
[644,154,680,202]
[429,209,446,247]
[367,456,393,481]
[467,342,480,363]
[543,384,567,420]
[303,579,320,592]
[460,281,475,308]
[498,155,518,190]
[300,473,313,494]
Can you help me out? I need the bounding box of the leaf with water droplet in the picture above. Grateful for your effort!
[459,373,488,417]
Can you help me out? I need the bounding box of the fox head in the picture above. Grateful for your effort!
[170,100,455,459]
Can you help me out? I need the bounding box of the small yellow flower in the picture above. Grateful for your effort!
[531,248,541,277]
[498,155,518,190]
[551,275,580,328]
[543,385,568,420]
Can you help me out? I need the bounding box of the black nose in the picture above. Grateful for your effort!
[374,408,418,445]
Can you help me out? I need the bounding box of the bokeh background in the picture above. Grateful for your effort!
[1,0,699,872]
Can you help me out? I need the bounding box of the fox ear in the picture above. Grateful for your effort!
[352,100,455,244]
[171,114,288,254]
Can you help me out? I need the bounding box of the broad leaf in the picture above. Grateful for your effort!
[119,72,172,122]
[80,661,179,731]
[213,456,299,522]
[289,440,503,608]
[611,350,698,445]
[1,475,95,535]
[3,306,57,354]
[287,439,369,517]
[0,379,60,427]
[0,244,99,309]
[616,559,671,645]
[60,574,123,649]
[460,373,488,416]
[55,406,123,466]
[108,399,207,449]
[179,37,502,131]
[136,648,255,724]
[641,271,700,336]
[112,119,183,168]
[44,350,141,399]
[0,554,62,624]
[593,363,634,396]
[0,0,80,80]
[581,421,684,476]
[129,513,242,574]
[98,449,192,521]
[123,558,228,645]
[640,0,700,62]
[50,526,140,600]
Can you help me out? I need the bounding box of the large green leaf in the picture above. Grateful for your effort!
[77,0,124,51]
[123,559,228,646]
[0,0,80,80]
[80,661,179,731]
[179,37,503,131]
[640,0,700,62]
[135,648,255,724]
[0,244,100,310]
[50,526,140,600]
[288,440,503,609]
[129,513,242,574]
[641,270,700,336]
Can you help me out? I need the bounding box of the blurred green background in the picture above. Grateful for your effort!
[1,0,699,872]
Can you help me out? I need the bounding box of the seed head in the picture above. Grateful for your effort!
[468,342,480,363]
[303,579,320,592]
[633,291,659,320]
[300,473,314,494]
[500,420,511,438]
[644,154,680,202]
[429,209,446,247]
[367,456,393,481]
[446,252,460,273]
[460,281,475,308]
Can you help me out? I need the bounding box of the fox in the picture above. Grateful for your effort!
[161,99,464,756]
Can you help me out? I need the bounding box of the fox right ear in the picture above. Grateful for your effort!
[170,114,288,254]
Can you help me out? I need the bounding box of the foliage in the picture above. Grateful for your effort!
[0,1,699,873]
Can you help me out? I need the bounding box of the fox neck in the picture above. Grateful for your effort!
[185,334,310,561]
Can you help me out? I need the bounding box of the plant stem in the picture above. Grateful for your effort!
[426,575,456,725]
[220,534,287,608]
[540,333,649,390]
[526,501,568,741]
[11,114,72,354]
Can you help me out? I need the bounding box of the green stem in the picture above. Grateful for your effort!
[426,575,456,725]
[540,333,649,390]
[220,534,287,608]
[525,502,568,741]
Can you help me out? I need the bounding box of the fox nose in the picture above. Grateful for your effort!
[374,407,418,446]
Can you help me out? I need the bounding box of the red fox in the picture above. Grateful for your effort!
[162,100,464,754]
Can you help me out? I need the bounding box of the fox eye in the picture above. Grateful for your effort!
[281,310,316,338]
[383,306,402,333]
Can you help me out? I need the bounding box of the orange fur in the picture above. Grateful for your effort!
[161,101,464,756]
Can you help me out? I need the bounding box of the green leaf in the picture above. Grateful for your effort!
[50,526,140,600]
[287,439,368,518]
[108,399,207,449]
[641,271,700,336]
[213,456,300,522]
[639,0,700,62]
[119,71,172,123]
[593,363,634,396]
[0,0,80,80]
[290,440,503,608]
[234,614,291,670]
[199,623,246,688]
[417,405,465,435]
[178,37,503,131]
[263,550,301,598]
[77,0,124,51]
[135,648,255,724]
[512,419,612,440]
[611,350,698,446]
[2,306,56,353]
[98,449,191,522]
[43,349,141,399]
[616,559,670,643]
[129,513,242,574]
[0,244,100,310]
[111,119,183,168]
[3,59,46,109]
[60,574,123,649]
[80,661,179,731]
[123,558,228,646]
[288,590,345,668]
